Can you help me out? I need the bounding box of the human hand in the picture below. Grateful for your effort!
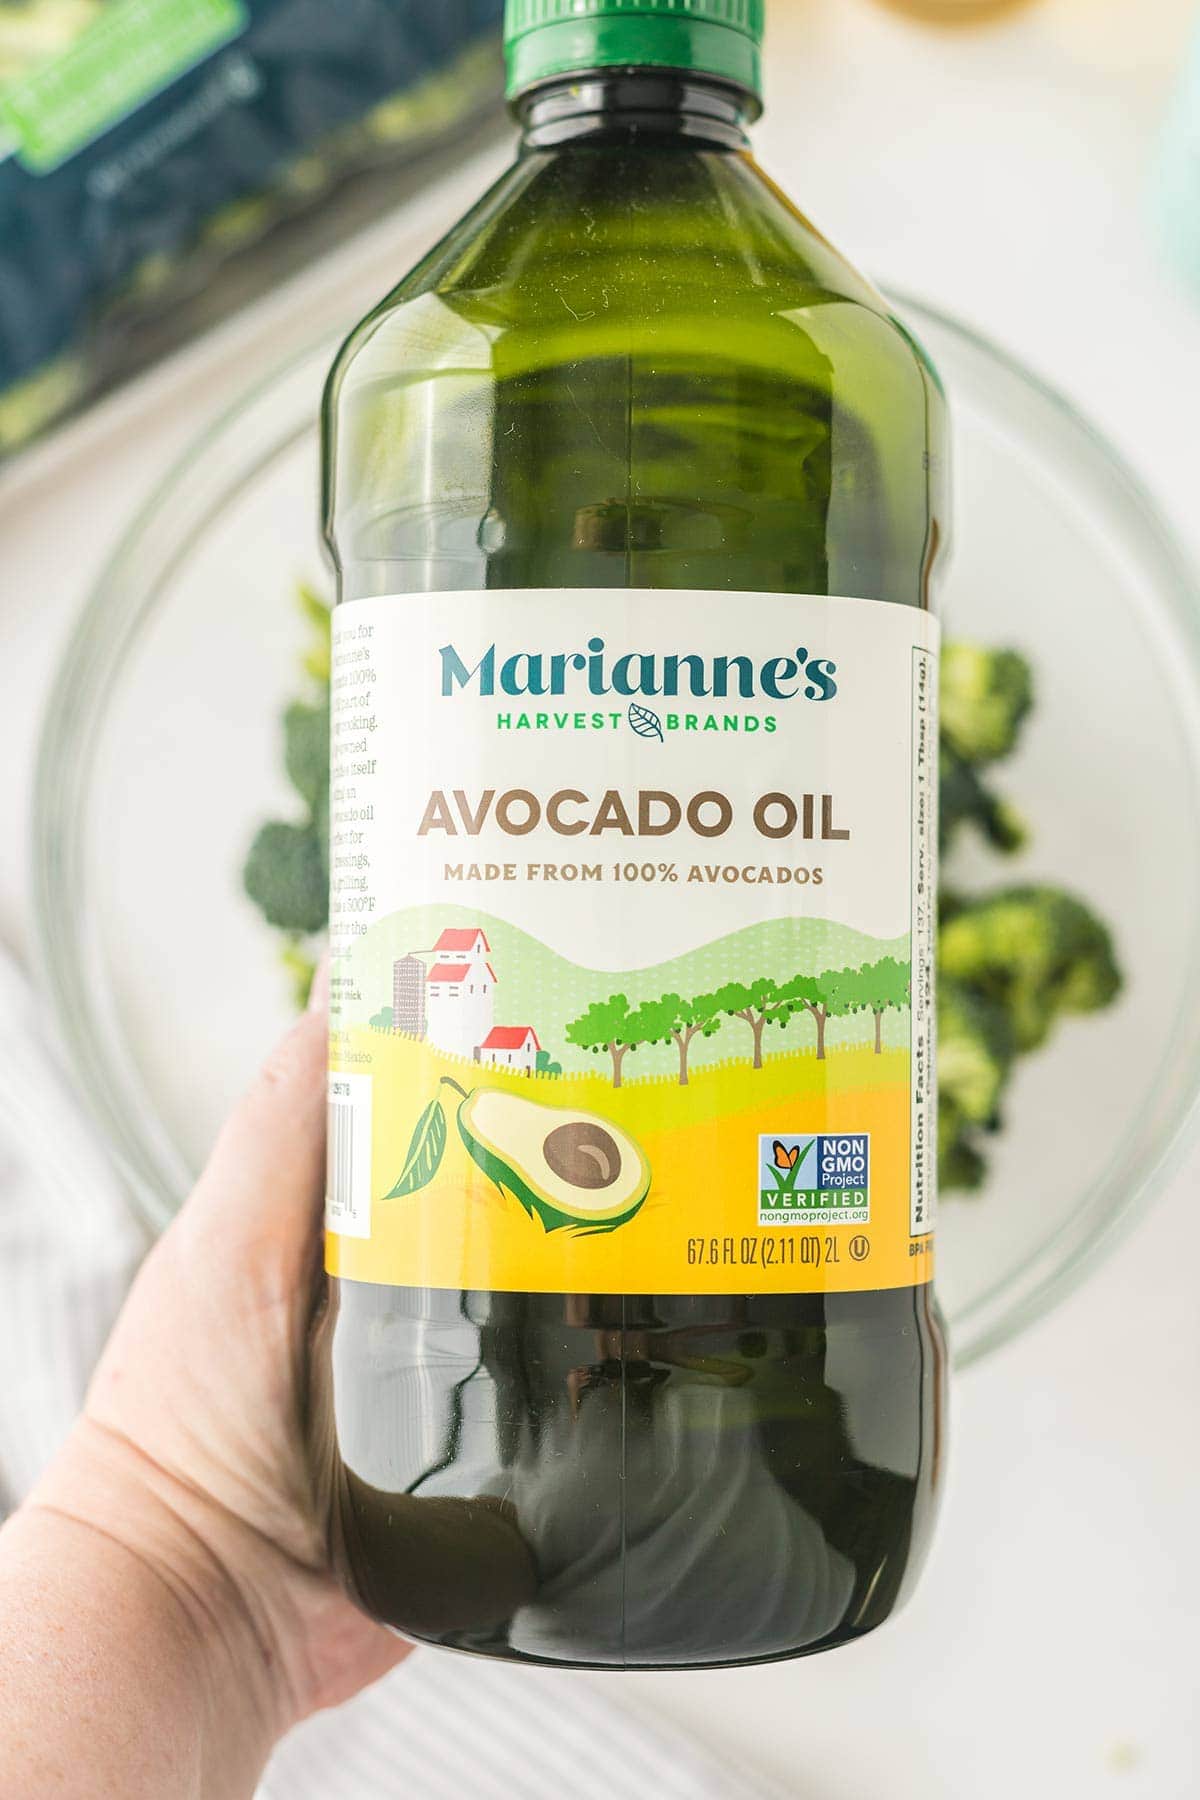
[0,971,406,1798]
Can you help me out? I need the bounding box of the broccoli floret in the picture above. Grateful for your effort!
[940,746,1028,855]
[313,780,330,885]
[284,699,331,811]
[939,644,1034,856]
[937,887,1122,1191]
[243,821,328,934]
[241,586,333,966]
[941,643,1034,764]
[939,885,1122,1055]
[938,1120,989,1193]
[939,978,1016,1125]
[297,584,332,685]
[280,938,319,1010]
[938,977,1016,1193]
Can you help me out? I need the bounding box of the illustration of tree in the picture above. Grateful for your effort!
[779,970,852,1062]
[535,1048,563,1077]
[639,991,724,1085]
[369,1006,394,1032]
[712,978,799,1070]
[840,957,912,1052]
[672,990,724,1085]
[565,993,648,1088]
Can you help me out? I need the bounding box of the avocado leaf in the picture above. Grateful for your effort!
[384,1097,447,1198]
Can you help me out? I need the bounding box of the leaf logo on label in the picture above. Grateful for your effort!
[384,1096,447,1197]
[628,702,664,742]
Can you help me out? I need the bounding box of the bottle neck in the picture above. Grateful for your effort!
[515,69,757,152]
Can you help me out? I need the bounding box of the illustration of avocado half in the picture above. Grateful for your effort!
[456,1089,651,1235]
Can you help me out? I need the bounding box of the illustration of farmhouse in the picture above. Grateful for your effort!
[391,928,542,1073]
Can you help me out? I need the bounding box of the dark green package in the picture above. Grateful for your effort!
[0,0,504,460]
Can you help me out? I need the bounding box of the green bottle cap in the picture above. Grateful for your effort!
[504,0,764,105]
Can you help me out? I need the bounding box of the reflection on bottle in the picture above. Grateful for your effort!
[309,1290,538,1639]
[312,1283,942,1666]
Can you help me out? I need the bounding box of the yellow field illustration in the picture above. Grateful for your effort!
[328,1028,923,1295]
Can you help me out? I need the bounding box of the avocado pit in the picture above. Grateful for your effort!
[542,1121,621,1190]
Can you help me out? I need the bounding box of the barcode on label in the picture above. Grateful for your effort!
[326,1072,372,1240]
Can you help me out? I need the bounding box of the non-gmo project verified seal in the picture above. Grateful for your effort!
[758,1134,870,1226]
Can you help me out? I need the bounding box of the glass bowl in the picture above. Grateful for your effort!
[32,297,1200,1367]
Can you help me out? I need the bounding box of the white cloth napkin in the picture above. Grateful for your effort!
[0,948,788,1800]
[0,953,145,1510]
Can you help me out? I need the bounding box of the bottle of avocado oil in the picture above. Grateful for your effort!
[313,0,947,1669]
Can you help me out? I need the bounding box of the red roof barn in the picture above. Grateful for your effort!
[478,1025,541,1073]
[431,927,491,955]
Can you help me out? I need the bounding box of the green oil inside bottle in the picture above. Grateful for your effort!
[312,0,948,1670]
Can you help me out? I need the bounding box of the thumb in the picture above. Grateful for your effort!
[174,965,330,1294]
[83,969,332,1527]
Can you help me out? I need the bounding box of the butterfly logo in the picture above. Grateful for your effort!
[764,1135,815,1195]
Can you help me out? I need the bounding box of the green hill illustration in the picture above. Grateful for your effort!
[338,906,912,1083]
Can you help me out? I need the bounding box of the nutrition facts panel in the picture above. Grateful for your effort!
[910,644,937,1239]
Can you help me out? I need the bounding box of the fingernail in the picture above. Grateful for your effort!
[308,950,331,1014]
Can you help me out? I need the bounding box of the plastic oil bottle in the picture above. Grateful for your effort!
[312,0,948,1669]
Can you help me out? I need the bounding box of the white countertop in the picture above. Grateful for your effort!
[2,2,1199,1794]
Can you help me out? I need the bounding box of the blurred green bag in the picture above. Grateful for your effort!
[0,0,504,460]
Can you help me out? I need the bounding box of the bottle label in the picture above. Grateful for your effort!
[326,589,938,1295]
